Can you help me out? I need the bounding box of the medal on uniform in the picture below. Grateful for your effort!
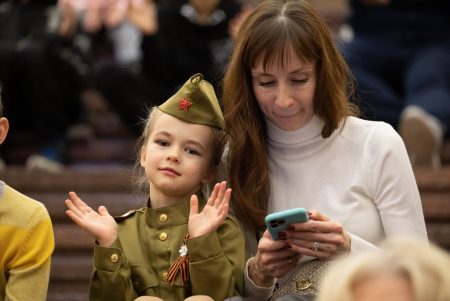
[167,234,190,285]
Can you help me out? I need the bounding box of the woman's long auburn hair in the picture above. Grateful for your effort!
[222,0,358,232]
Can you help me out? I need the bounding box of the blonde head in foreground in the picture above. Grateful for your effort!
[317,239,450,301]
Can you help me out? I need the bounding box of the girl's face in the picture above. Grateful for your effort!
[352,273,414,301]
[251,47,316,131]
[140,113,215,200]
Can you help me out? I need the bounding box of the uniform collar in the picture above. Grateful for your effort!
[145,192,205,229]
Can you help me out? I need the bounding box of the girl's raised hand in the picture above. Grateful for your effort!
[65,191,118,247]
[188,181,230,238]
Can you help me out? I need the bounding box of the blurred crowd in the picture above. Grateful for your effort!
[0,0,448,172]
[0,0,254,172]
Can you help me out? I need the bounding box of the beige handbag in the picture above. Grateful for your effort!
[269,259,331,300]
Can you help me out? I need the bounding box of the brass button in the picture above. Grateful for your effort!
[159,214,168,223]
[110,253,119,263]
[296,278,311,291]
[159,232,168,241]
[161,272,168,281]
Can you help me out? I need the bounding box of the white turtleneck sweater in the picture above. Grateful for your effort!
[245,115,428,298]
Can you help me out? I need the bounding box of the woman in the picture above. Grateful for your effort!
[221,0,428,298]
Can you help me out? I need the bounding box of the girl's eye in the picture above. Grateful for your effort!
[155,139,169,147]
[185,148,200,156]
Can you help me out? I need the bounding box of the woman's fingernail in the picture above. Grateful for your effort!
[287,225,295,231]
[279,232,287,239]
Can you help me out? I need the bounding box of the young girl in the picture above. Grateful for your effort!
[65,73,245,301]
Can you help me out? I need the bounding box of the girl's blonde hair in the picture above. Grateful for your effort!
[317,239,450,301]
[133,107,226,193]
[222,0,358,231]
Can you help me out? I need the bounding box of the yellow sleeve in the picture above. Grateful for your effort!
[6,210,54,301]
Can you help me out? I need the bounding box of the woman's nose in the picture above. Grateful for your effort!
[275,83,294,108]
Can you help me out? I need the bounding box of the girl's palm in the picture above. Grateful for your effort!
[65,191,118,247]
[188,181,231,238]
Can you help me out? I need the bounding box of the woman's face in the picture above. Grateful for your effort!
[251,47,316,131]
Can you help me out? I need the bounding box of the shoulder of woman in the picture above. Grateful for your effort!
[342,117,401,143]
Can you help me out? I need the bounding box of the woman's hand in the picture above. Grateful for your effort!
[284,210,351,259]
[248,230,301,287]
[65,191,118,247]
[188,181,230,238]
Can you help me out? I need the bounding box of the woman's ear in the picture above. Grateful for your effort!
[0,117,9,145]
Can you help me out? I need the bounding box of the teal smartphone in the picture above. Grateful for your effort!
[265,208,309,240]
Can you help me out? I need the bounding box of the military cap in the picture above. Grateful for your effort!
[158,73,224,129]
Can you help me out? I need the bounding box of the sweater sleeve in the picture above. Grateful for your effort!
[367,123,428,240]
[187,216,245,300]
[6,205,54,301]
[349,233,379,254]
[89,239,137,301]
[242,257,275,299]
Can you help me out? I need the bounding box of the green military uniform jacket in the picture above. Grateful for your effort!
[89,197,245,301]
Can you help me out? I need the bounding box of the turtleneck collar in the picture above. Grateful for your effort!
[265,115,325,157]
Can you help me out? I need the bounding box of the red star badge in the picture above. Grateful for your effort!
[178,96,192,112]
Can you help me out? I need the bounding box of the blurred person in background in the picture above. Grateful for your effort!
[0,0,84,172]
[58,0,157,66]
[62,0,243,137]
[341,0,450,169]
[0,86,55,301]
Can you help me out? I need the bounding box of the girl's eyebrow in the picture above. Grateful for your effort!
[185,140,206,151]
[153,130,171,137]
